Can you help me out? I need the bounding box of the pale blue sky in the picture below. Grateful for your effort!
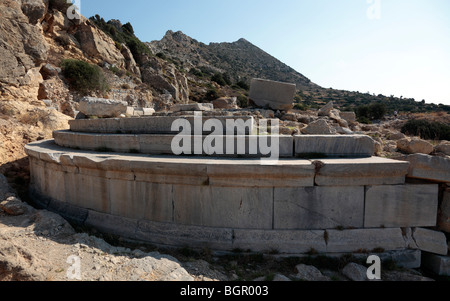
[80,0,450,106]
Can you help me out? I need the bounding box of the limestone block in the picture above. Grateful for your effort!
[400,154,450,183]
[207,159,315,188]
[78,97,127,118]
[340,112,357,124]
[135,219,233,251]
[172,185,273,229]
[422,253,450,276]
[232,229,327,254]
[109,180,173,222]
[438,189,450,233]
[249,78,296,111]
[378,249,422,269]
[69,118,121,134]
[315,157,409,186]
[172,103,214,112]
[274,186,364,230]
[365,184,439,228]
[412,228,448,255]
[302,119,337,135]
[294,135,374,158]
[85,210,138,239]
[326,228,406,253]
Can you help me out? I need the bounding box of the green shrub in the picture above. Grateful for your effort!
[355,102,387,121]
[211,73,227,86]
[237,95,249,108]
[236,81,250,91]
[205,89,218,101]
[401,119,450,141]
[61,59,109,95]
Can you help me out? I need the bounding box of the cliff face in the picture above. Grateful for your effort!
[147,30,318,91]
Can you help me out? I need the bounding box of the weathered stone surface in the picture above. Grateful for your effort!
[249,78,296,111]
[69,116,257,135]
[435,141,450,156]
[302,119,336,135]
[379,249,422,269]
[172,103,214,112]
[232,230,327,253]
[295,135,374,158]
[315,157,409,186]
[77,22,126,69]
[422,253,450,276]
[365,184,439,228]
[0,175,16,201]
[78,97,128,118]
[294,264,329,281]
[274,186,364,230]
[318,102,334,117]
[340,112,357,124]
[399,154,450,183]
[0,197,28,216]
[412,228,448,255]
[326,228,406,253]
[438,188,450,233]
[212,97,237,109]
[342,263,368,281]
[173,185,273,229]
[21,0,48,25]
[397,138,434,155]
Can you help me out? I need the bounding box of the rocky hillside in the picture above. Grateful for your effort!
[146,30,318,91]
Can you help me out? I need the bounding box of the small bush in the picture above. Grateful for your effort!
[355,102,387,121]
[401,119,450,141]
[211,73,227,86]
[205,89,218,101]
[237,95,249,108]
[61,59,109,95]
[236,81,250,91]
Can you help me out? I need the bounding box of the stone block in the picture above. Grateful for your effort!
[365,184,439,228]
[400,154,450,183]
[294,135,374,158]
[249,78,296,111]
[422,253,450,276]
[78,97,127,118]
[84,210,138,239]
[274,186,364,230]
[326,228,406,253]
[315,157,409,186]
[339,112,357,124]
[232,229,327,254]
[172,185,273,229]
[439,189,450,233]
[135,220,233,251]
[172,103,214,112]
[412,228,448,255]
[207,159,315,188]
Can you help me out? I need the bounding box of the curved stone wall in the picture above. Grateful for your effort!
[25,139,445,256]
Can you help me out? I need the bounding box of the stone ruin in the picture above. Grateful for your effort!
[25,79,450,275]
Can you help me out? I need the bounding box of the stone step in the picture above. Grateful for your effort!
[69,116,257,135]
[294,135,375,158]
[53,131,295,158]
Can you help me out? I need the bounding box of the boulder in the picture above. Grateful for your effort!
[342,263,368,281]
[302,119,336,135]
[249,78,296,111]
[78,97,127,118]
[318,102,334,117]
[436,141,450,156]
[387,132,406,140]
[212,97,237,109]
[294,264,329,281]
[397,138,433,155]
[21,0,48,25]
[340,112,357,124]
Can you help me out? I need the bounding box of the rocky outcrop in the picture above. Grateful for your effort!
[76,21,126,68]
[0,0,48,100]
[141,57,190,103]
[397,138,434,155]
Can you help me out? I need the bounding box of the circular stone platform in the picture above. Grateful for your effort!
[24,135,430,255]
